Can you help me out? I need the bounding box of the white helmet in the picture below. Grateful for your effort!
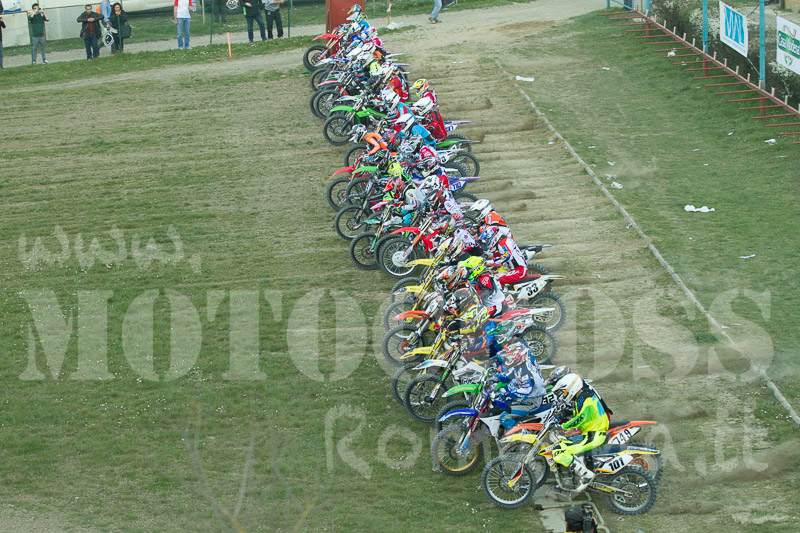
[380,88,400,111]
[412,96,435,116]
[469,199,493,219]
[395,113,416,133]
[551,373,584,404]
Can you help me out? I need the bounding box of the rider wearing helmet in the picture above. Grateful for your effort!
[458,256,505,317]
[493,341,547,406]
[477,224,528,286]
[550,373,611,491]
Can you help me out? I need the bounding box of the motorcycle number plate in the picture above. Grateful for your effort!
[540,393,556,405]
[608,426,639,445]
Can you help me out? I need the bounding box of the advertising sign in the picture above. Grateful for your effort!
[777,16,800,76]
[719,1,749,57]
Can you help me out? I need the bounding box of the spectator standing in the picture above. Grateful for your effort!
[263,0,283,40]
[429,0,441,24]
[173,0,195,50]
[242,0,266,42]
[213,0,227,25]
[108,2,127,54]
[78,4,104,59]
[28,3,49,64]
[99,0,111,44]
[0,15,5,69]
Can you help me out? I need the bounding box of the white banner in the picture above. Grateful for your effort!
[777,16,800,76]
[719,1,748,58]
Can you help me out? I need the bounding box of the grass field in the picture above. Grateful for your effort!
[2,2,799,531]
[505,11,800,429]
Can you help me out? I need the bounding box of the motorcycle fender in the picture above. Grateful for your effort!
[412,359,448,371]
[499,433,538,445]
[408,259,435,267]
[443,383,481,398]
[402,346,434,358]
[436,140,461,149]
[394,285,423,295]
[313,33,339,40]
[542,275,566,281]
[438,408,478,422]
[353,165,378,174]
[390,227,421,236]
[331,166,355,177]
[396,310,428,321]
[504,423,543,436]
[329,105,356,114]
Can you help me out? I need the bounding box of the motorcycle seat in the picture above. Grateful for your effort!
[587,443,629,457]
[607,420,631,430]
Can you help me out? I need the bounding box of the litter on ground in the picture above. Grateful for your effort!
[684,205,715,213]
[515,76,534,82]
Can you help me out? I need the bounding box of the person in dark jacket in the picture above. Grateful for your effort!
[78,4,104,59]
[242,0,266,42]
[28,3,49,64]
[108,2,127,54]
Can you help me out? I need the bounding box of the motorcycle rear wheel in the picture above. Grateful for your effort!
[531,291,566,331]
[602,465,658,515]
[517,325,558,365]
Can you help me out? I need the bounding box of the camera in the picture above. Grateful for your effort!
[580,504,597,533]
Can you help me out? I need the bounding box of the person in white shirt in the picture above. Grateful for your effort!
[173,0,196,50]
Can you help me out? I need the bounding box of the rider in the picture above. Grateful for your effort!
[480,224,529,286]
[469,198,509,230]
[494,341,546,405]
[493,341,548,429]
[458,256,506,318]
[550,373,611,492]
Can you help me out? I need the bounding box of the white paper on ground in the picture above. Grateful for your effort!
[611,182,623,189]
[684,205,716,213]
[764,138,777,144]
[515,76,535,82]
[739,254,756,259]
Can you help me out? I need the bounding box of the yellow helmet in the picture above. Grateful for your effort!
[459,256,486,281]
[412,78,429,97]
[459,305,489,335]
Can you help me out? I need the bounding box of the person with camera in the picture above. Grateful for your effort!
[27,3,49,64]
[564,505,598,533]
[78,4,105,59]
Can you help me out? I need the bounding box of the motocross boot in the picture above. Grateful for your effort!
[571,458,596,493]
